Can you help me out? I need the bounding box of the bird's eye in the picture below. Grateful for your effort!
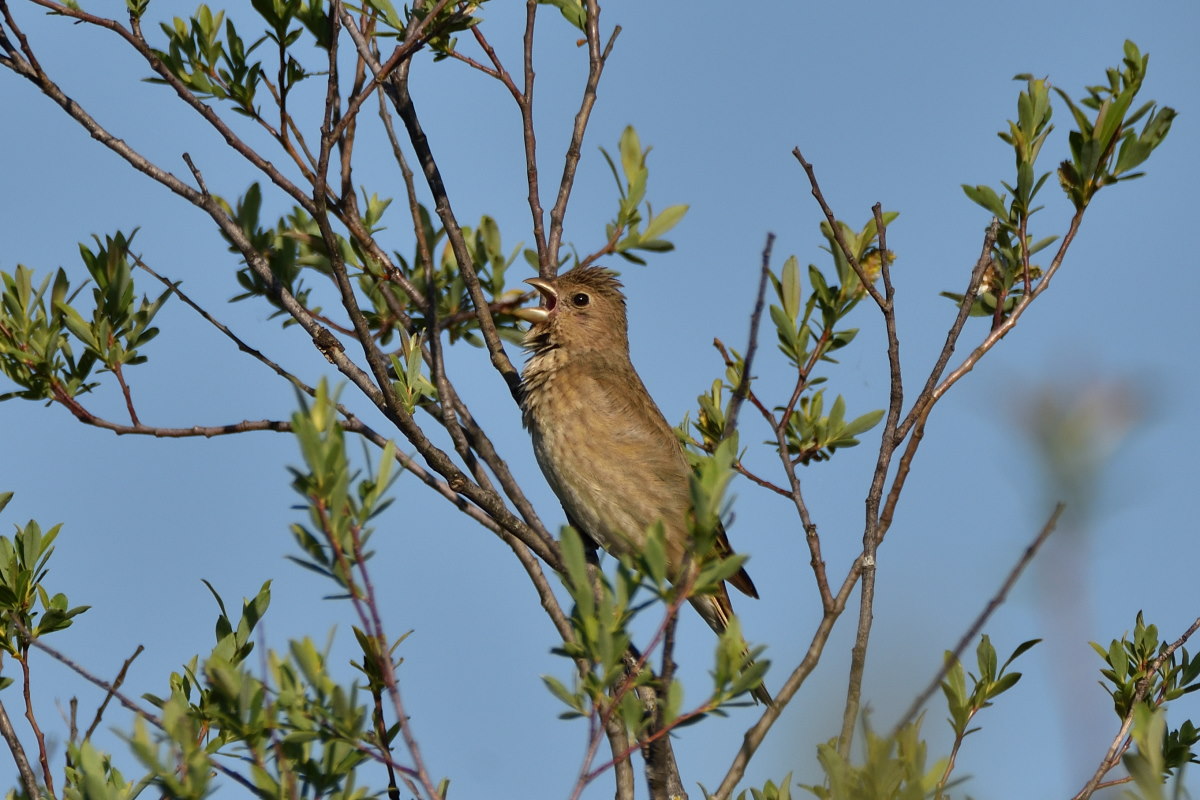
[570,292,590,307]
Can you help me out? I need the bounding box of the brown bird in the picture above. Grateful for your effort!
[518,265,770,704]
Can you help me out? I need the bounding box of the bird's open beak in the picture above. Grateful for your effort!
[511,277,556,323]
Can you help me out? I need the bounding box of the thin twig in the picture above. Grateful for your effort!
[521,1,549,262]
[891,504,1063,737]
[0,698,39,800]
[347,526,443,800]
[544,0,620,271]
[19,652,54,795]
[722,233,774,442]
[85,645,144,741]
[63,413,297,438]
[342,13,523,400]
[894,220,999,442]
[711,574,862,799]
[836,203,905,755]
[732,462,792,498]
[791,149,886,309]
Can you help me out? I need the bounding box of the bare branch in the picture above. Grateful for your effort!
[894,220,999,442]
[84,645,145,742]
[61,412,297,438]
[339,12,523,400]
[544,1,620,271]
[521,1,549,261]
[891,504,1063,737]
[18,654,54,795]
[838,204,904,755]
[326,0,458,146]
[791,149,886,309]
[712,572,861,800]
[722,233,774,442]
[0,699,38,800]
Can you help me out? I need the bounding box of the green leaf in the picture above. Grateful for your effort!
[618,125,643,187]
[780,256,801,322]
[1000,638,1041,671]
[541,674,582,711]
[976,634,997,682]
[839,408,883,439]
[640,204,688,242]
[363,0,405,29]
[560,526,594,618]
[961,184,1009,219]
[986,671,1022,699]
[537,0,586,31]
[641,522,668,589]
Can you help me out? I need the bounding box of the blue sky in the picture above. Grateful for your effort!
[2,1,1198,798]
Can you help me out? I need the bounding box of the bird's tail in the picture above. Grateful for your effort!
[691,588,773,706]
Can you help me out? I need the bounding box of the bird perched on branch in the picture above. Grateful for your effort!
[517,265,770,705]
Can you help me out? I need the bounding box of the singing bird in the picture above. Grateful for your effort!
[518,266,770,704]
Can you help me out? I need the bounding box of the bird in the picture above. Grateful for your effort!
[517,265,770,705]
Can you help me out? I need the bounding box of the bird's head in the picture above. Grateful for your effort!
[516,266,629,354]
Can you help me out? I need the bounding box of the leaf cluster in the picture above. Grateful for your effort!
[792,636,1037,800]
[726,772,794,800]
[0,265,95,402]
[0,500,407,800]
[1091,612,1200,786]
[148,1,336,117]
[688,216,888,469]
[129,582,382,800]
[0,232,168,404]
[779,390,883,467]
[798,716,944,800]
[954,41,1174,320]
[398,0,484,60]
[152,7,266,115]
[596,126,689,265]
[223,183,532,348]
[287,381,399,593]
[940,635,1038,745]
[0,494,89,674]
[1056,40,1176,209]
[544,525,654,734]
[1094,613,1200,722]
[62,233,170,377]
